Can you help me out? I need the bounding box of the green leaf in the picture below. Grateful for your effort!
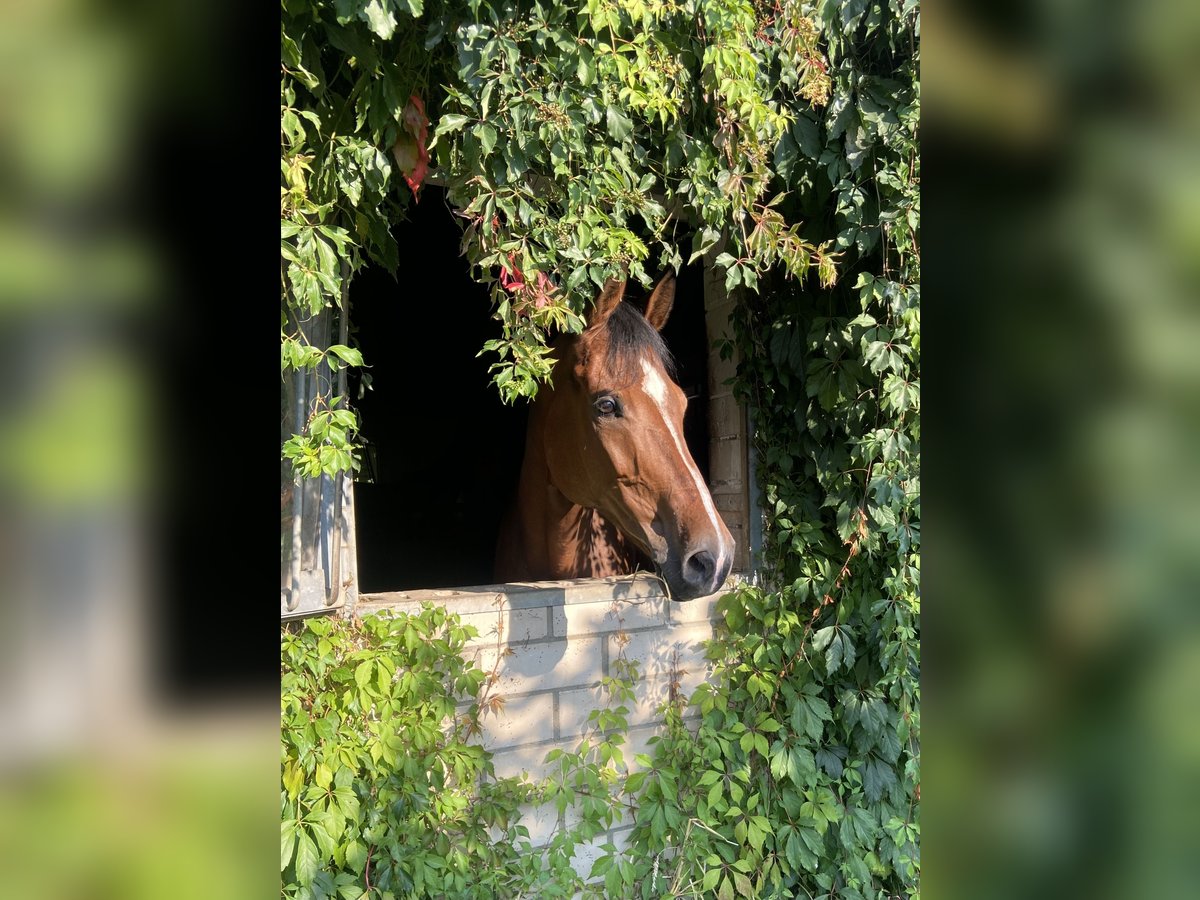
[361,0,397,40]
[842,804,877,847]
[770,747,789,782]
[725,264,742,292]
[811,626,836,653]
[773,129,800,182]
[577,52,595,85]
[308,816,338,858]
[332,0,360,24]
[283,761,304,799]
[281,820,297,871]
[328,344,364,367]
[816,747,845,779]
[475,123,498,158]
[294,829,319,885]
[786,828,813,870]
[606,105,633,141]
[841,0,869,31]
[793,113,822,158]
[744,816,763,854]
[864,756,898,804]
[436,114,471,135]
[315,762,332,790]
[707,780,723,809]
[788,747,816,785]
[807,695,833,721]
[333,786,360,821]
[354,660,373,690]
[826,632,846,674]
[747,673,768,698]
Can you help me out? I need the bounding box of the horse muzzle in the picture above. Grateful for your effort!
[659,536,733,601]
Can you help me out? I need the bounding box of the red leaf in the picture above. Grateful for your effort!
[405,150,429,197]
[499,267,524,293]
[534,272,555,308]
[392,94,431,200]
[404,95,428,144]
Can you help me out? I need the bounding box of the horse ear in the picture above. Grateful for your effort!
[588,278,626,331]
[643,270,676,332]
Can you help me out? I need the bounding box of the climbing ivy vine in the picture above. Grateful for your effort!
[585,0,920,895]
[281,0,841,477]
[282,0,918,897]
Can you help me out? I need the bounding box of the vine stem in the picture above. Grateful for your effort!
[768,457,874,717]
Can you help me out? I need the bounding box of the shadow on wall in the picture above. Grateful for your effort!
[357,574,721,774]
[408,579,719,758]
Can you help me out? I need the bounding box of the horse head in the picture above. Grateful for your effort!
[540,273,735,599]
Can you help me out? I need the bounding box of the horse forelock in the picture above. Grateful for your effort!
[581,300,675,385]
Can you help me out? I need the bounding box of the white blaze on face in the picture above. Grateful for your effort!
[640,358,727,571]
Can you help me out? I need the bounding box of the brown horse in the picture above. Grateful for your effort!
[495,272,734,600]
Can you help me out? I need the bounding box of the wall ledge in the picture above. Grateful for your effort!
[356,572,740,618]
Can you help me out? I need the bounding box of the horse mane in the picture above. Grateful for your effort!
[593,299,676,384]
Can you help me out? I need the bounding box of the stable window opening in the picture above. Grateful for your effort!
[347,188,752,599]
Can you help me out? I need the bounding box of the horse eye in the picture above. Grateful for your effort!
[594,397,618,417]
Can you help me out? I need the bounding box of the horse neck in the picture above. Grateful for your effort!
[502,398,645,580]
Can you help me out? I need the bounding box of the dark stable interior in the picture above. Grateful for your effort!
[350,188,711,592]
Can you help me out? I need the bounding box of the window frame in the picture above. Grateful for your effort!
[281,271,359,621]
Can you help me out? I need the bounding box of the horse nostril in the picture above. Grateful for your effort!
[683,549,716,587]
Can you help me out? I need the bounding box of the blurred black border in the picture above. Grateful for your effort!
[145,0,276,703]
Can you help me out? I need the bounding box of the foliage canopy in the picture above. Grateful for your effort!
[280,0,915,475]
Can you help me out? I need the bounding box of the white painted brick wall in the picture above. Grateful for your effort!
[610,622,714,684]
[472,634,606,699]
[357,574,737,863]
[460,605,550,647]
[475,691,556,751]
[551,595,670,637]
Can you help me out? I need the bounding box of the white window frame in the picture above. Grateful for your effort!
[281,270,359,620]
